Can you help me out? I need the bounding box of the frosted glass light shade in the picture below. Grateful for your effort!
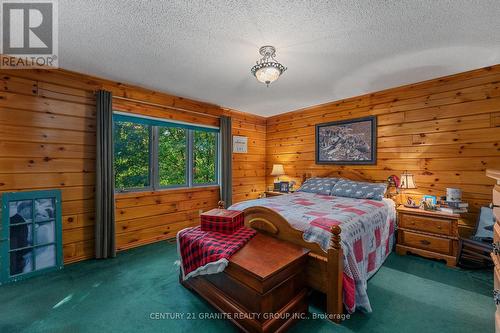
[251,46,287,86]
[255,66,281,85]
[270,164,285,176]
[399,172,417,189]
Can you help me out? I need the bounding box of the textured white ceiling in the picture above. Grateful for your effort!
[59,0,500,116]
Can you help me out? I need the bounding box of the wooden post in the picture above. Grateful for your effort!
[327,225,343,323]
[217,201,225,209]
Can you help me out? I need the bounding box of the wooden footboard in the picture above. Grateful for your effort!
[242,206,344,322]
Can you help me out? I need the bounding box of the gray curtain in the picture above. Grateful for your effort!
[95,90,116,259]
[220,116,232,207]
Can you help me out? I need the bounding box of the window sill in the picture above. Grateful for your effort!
[114,184,220,199]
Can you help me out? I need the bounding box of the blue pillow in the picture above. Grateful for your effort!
[331,179,387,201]
[297,177,339,195]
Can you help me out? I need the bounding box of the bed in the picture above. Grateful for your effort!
[227,171,396,321]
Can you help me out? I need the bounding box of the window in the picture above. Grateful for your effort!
[113,120,151,190]
[113,113,219,192]
[193,131,217,185]
[158,126,187,187]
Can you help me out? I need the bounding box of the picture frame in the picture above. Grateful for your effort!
[232,135,248,153]
[279,181,289,193]
[1,189,63,284]
[422,195,437,205]
[273,182,281,191]
[315,116,377,165]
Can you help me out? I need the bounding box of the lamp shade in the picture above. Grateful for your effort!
[399,172,417,189]
[270,164,285,176]
[255,66,281,85]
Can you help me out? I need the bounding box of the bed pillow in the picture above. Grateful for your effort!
[331,179,387,201]
[297,177,339,195]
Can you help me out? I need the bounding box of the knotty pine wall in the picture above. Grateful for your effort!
[231,111,267,203]
[266,64,500,236]
[2,63,499,263]
[0,68,266,263]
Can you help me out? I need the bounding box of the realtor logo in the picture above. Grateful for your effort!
[1,0,58,68]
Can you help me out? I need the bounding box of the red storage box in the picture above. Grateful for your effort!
[200,209,244,234]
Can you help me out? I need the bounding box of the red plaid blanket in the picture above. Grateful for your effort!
[177,226,257,279]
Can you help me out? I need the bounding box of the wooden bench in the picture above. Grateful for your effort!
[180,233,310,333]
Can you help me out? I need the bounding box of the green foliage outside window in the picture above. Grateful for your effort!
[193,131,217,184]
[113,121,150,190]
[158,127,187,186]
[113,115,218,191]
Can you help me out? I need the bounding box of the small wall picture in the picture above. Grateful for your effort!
[316,116,377,164]
[279,181,289,193]
[232,135,248,153]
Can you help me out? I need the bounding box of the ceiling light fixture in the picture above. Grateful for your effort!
[251,45,287,87]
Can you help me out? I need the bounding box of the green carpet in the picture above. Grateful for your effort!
[0,240,493,333]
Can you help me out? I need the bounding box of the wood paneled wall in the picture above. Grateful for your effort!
[232,111,267,203]
[114,187,220,251]
[3,63,499,263]
[266,64,500,235]
[0,67,266,263]
[0,72,97,263]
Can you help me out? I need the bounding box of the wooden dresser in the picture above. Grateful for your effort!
[181,233,310,333]
[396,206,460,266]
[487,169,500,333]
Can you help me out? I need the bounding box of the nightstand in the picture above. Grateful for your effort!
[264,191,295,197]
[396,206,460,267]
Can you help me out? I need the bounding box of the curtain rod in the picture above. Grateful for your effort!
[112,95,222,120]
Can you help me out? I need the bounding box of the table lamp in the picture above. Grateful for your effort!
[271,164,285,191]
[399,171,418,208]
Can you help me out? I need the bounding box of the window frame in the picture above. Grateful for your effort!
[113,112,220,193]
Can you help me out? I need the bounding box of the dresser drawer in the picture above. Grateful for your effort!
[495,264,500,290]
[494,185,500,205]
[399,213,451,236]
[494,185,500,222]
[495,263,500,317]
[399,230,452,255]
[494,224,500,263]
[496,311,500,333]
[495,223,500,243]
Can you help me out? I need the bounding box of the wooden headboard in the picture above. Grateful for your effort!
[302,169,374,183]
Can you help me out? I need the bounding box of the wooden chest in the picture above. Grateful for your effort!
[487,169,500,333]
[181,233,310,333]
[396,206,460,266]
